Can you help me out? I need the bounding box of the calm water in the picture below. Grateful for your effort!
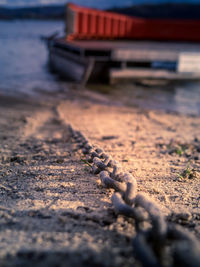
[0,20,64,96]
[0,20,200,115]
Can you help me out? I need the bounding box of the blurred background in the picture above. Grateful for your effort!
[0,0,200,115]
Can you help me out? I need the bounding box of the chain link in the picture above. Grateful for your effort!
[69,125,200,267]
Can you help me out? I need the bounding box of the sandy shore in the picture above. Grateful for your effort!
[58,90,200,225]
[0,89,200,266]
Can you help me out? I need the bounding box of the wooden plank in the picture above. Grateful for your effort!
[81,57,95,86]
[110,68,200,82]
[69,40,200,52]
[178,52,200,73]
[112,42,200,62]
[56,39,200,63]
[112,49,178,62]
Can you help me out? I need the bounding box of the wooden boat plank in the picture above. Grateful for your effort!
[110,68,200,82]
[56,39,200,62]
[67,40,200,51]
[112,49,178,62]
[111,42,200,61]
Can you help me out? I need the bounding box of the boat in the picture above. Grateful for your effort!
[47,3,200,84]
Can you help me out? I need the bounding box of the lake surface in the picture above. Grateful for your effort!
[0,20,200,115]
[0,20,64,96]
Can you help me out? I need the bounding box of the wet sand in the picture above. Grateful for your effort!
[0,88,200,266]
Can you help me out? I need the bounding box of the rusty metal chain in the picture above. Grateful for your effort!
[69,125,200,267]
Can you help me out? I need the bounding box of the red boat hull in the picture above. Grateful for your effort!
[65,3,200,42]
